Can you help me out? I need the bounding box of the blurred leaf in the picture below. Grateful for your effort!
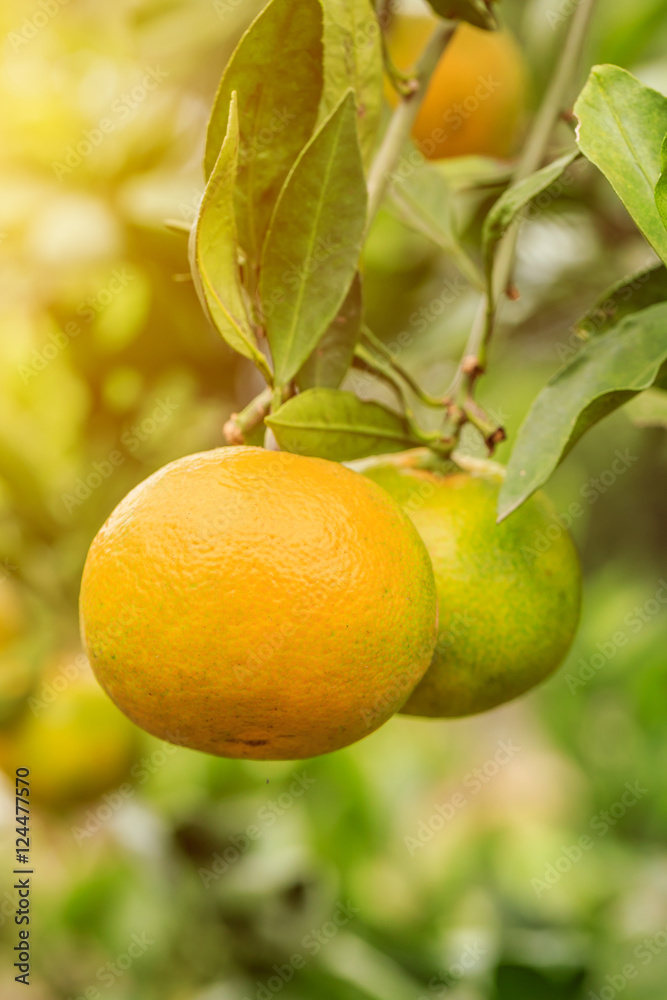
[0,432,57,539]
[427,0,498,30]
[321,0,383,169]
[434,154,514,191]
[204,0,324,265]
[297,273,363,390]
[575,65,667,265]
[656,133,667,229]
[499,302,667,520]
[625,387,667,427]
[389,160,484,288]
[260,91,367,385]
[482,150,579,278]
[576,261,667,337]
[266,388,420,460]
[190,94,271,381]
[91,269,151,352]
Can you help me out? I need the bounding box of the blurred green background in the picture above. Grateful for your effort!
[0,0,666,998]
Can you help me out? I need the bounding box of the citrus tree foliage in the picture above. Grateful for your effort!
[190,0,667,521]
[499,66,667,517]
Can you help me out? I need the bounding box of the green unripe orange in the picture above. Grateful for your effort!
[363,462,582,717]
[0,655,139,807]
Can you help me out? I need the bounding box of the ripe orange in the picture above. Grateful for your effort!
[362,461,581,716]
[79,447,438,760]
[385,16,527,160]
[0,654,139,807]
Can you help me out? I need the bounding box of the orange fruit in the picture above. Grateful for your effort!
[79,447,438,760]
[385,16,527,159]
[362,461,582,716]
[0,654,138,807]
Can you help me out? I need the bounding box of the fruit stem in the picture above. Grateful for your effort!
[448,0,599,393]
[352,347,456,456]
[358,327,505,456]
[380,28,419,99]
[360,326,453,409]
[461,397,506,454]
[223,387,273,445]
[366,19,458,224]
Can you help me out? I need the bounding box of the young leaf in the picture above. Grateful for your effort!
[296,274,363,390]
[482,150,580,279]
[321,0,383,170]
[575,65,667,266]
[656,133,667,230]
[260,91,367,386]
[434,155,515,192]
[189,94,271,382]
[266,388,420,461]
[498,302,667,521]
[389,160,484,289]
[204,0,324,266]
[426,0,498,30]
[576,262,667,338]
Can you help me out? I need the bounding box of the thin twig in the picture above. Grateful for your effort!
[366,20,458,224]
[447,0,599,395]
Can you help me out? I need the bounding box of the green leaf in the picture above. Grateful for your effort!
[296,273,362,390]
[656,133,667,229]
[260,91,367,385]
[575,65,667,266]
[389,159,484,289]
[434,155,515,192]
[189,94,271,381]
[482,150,580,278]
[498,302,667,521]
[204,0,324,266]
[427,0,498,30]
[266,388,420,460]
[321,0,383,170]
[576,262,667,338]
